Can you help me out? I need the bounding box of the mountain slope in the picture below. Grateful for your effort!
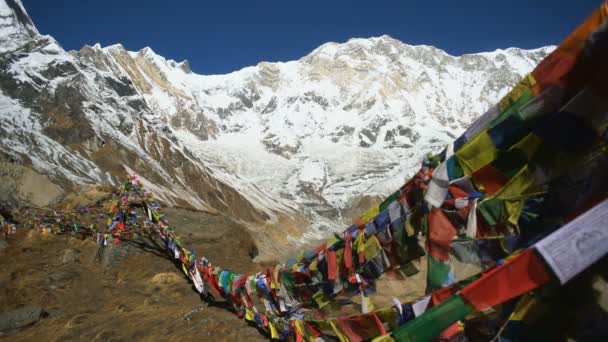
[0,0,266,222]
[0,0,553,254]
[71,36,550,237]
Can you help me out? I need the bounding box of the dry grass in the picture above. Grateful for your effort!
[0,208,267,341]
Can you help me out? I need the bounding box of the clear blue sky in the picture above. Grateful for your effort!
[23,0,602,75]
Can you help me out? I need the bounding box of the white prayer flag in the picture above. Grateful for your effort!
[424,162,449,208]
[535,199,608,284]
[466,199,478,238]
[412,295,431,317]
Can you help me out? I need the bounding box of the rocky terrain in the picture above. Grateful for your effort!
[0,207,268,341]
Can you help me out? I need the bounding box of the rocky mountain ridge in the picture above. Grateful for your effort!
[0,0,553,255]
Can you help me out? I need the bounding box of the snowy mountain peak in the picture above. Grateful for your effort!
[103,43,126,51]
[0,0,554,254]
[176,60,191,73]
[0,0,39,53]
[137,46,158,58]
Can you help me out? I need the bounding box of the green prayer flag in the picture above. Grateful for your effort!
[281,271,296,291]
[447,157,464,180]
[392,295,471,342]
[478,198,504,226]
[427,255,451,291]
[490,87,533,129]
[427,153,441,168]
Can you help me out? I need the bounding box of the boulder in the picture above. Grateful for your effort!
[151,272,183,286]
[0,305,44,333]
[60,248,80,264]
[48,271,76,282]
[97,236,157,267]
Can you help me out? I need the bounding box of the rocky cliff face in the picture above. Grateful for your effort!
[0,0,553,251]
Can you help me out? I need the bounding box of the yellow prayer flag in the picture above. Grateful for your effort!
[404,216,415,237]
[297,251,305,263]
[295,320,313,342]
[371,334,396,342]
[309,259,318,271]
[326,237,339,248]
[269,321,279,339]
[336,248,344,268]
[272,267,280,290]
[355,233,366,256]
[360,205,380,224]
[455,130,498,175]
[245,308,254,321]
[499,74,536,112]
[364,235,381,261]
[493,165,542,201]
[504,200,524,226]
[375,307,399,329]
[509,293,544,322]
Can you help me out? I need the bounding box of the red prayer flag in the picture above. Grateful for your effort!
[327,250,337,281]
[336,312,386,342]
[231,274,249,294]
[471,164,509,195]
[461,249,550,311]
[431,283,459,307]
[306,322,323,338]
[314,243,326,254]
[344,232,353,272]
[439,322,462,340]
[532,4,605,94]
[293,320,303,342]
[532,50,577,92]
[449,186,469,199]
[427,208,457,261]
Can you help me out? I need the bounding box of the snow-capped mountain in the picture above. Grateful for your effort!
[0,0,553,256]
